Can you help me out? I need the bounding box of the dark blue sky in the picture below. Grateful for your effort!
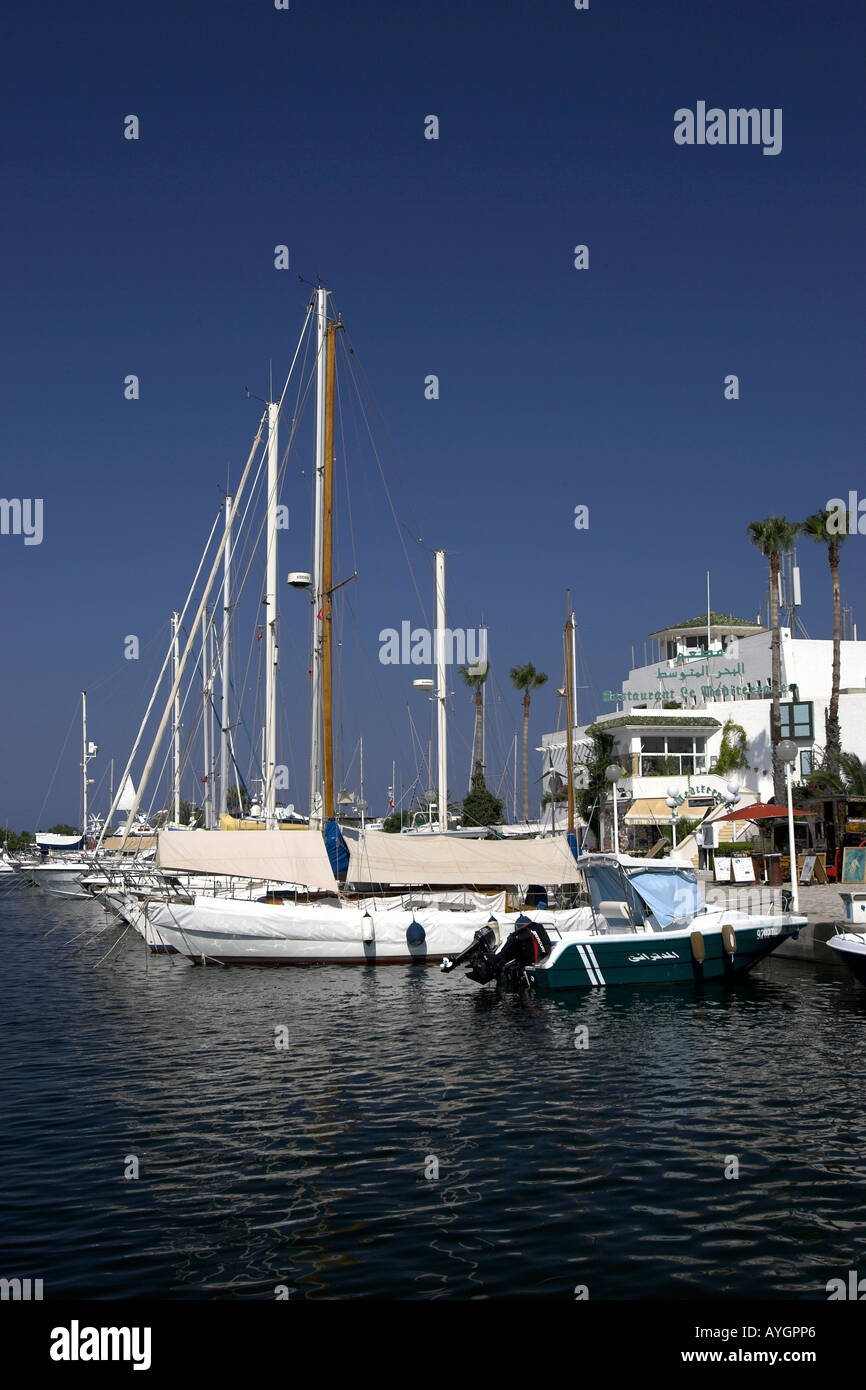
[2,0,864,828]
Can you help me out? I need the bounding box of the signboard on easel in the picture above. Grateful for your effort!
[714,857,731,882]
[732,857,756,883]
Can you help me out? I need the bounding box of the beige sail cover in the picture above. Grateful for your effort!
[155,830,338,890]
[346,830,582,886]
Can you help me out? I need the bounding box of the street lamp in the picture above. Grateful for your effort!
[777,738,799,913]
[665,783,679,851]
[605,764,623,855]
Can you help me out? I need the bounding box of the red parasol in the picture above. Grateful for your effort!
[716,801,809,821]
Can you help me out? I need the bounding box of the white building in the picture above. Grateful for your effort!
[541,612,866,852]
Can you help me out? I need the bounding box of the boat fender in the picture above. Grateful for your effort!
[690,930,706,963]
[407,920,426,947]
[721,922,737,956]
[362,912,374,943]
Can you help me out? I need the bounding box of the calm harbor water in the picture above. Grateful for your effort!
[1,883,865,1301]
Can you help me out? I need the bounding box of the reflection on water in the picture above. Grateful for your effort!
[1,886,865,1299]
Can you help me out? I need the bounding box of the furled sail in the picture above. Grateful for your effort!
[344,830,584,887]
[155,829,339,892]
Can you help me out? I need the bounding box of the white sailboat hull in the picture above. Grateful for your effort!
[145,895,594,965]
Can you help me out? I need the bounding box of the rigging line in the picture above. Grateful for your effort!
[84,619,173,697]
[336,322,430,546]
[227,307,316,614]
[277,305,315,472]
[338,583,417,781]
[228,577,266,771]
[34,699,80,831]
[230,352,319,618]
[145,657,201,823]
[336,335,430,631]
[333,357,359,584]
[278,699,299,811]
[94,504,224,851]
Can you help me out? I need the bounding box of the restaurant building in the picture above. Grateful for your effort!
[541,612,866,851]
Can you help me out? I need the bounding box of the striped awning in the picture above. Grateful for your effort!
[624,798,713,825]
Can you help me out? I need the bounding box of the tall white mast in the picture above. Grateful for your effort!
[265,401,279,830]
[201,610,210,830]
[360,736,365,832]
[219,496,232,819]
[171,611,180,824]
[435,549,448,833]
[115,412,267,851]
[81,691,88,839]
[309,287,328,827]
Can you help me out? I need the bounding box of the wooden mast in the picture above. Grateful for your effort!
[565,590,575,835]
[321,320,337,823]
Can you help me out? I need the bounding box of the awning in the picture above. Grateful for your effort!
[102,835,156,853]
[344,829,582,887]
[625,798,673,825]
[716,802,809,821]
[623,798,713,825]
[155,830,338,890]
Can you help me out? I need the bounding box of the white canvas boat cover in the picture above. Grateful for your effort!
[101,835,156,853]
[155,830,338,891]
[35,832,83,848]
[345,830,582,887]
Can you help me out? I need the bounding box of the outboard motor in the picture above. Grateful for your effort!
[441,915,552,989]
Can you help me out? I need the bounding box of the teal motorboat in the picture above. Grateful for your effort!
[442,853,806,991]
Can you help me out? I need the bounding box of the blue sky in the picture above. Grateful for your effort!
[1,0,864,828]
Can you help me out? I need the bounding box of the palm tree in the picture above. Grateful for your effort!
[509,662,548,822]
[747,516,801,802]
[458,663,489,782]
[802,508,848,768]
[801,750,866,798]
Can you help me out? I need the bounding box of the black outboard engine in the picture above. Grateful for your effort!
[441,915,552,989]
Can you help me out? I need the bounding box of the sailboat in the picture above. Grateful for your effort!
[28,694,98,900]
[103,290,588,964]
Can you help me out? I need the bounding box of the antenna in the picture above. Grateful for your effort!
[780,548,809,637]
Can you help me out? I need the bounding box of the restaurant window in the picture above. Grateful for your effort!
[639,734,708,777]
[779,701,813,740]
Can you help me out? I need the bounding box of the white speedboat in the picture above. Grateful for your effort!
[442,854,807,991]
[827,931,866,986]
[28,859,92,900]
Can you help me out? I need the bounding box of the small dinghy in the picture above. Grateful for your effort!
[827,931,866,986]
